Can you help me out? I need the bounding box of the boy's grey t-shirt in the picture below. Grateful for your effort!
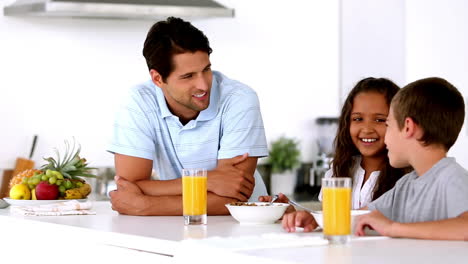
[368,157,468,222]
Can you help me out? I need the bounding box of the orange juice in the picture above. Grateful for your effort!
[182,176,207,215]
[322,187,351,235]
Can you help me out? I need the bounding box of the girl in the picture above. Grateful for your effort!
[281,77,408,232]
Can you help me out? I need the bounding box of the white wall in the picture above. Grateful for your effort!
[340,0,406,100]
[0,1,154,168]
[406,0,468,167]
[196,0,340,162]
[0,0,340,168]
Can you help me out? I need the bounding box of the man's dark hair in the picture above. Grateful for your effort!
[143,17,212,82]
[392,77,465,150]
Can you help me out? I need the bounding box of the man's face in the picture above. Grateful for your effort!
[157,51,212,120]
[385,106,410,168]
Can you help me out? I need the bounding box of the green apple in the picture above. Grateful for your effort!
[9,184,31,200]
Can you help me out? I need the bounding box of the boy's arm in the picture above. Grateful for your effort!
[355,210,468,241]
[391,211,468,240]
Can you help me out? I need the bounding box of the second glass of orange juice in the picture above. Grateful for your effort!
[322,177,352,244]
[182,168,207,225]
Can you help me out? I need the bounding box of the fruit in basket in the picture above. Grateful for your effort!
[9,184,31,200]
[64,182,92,199]
[35,181,59,200]
[8,140,96,200]
[8,169,42,190]
[41,140,96,181]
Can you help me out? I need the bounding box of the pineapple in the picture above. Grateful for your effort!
[40,140,96,180]
[9,140,96,200]
[8,169,42,189]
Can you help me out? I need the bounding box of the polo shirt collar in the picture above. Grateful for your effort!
[152,74,220,121]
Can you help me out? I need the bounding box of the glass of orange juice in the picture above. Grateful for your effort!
[182,168,207,225]
[322,177,352,244]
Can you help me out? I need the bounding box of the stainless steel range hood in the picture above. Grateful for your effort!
[3,0,235,20]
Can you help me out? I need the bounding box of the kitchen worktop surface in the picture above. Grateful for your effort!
[1,201,467,264]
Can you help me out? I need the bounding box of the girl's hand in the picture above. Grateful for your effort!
[258,193,289,203]
[258,193,296,215]
[282,210,318,233]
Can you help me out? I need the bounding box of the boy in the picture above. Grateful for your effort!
[354,77,468,240]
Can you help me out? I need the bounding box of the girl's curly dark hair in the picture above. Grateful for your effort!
[333,77,407,200]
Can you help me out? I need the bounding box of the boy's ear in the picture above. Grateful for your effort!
[150,69,164,87]
[403,117,421,139]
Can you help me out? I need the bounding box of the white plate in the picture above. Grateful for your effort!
[3,198,87,206]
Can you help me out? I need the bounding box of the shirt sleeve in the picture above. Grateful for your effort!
[367,184,397,217]
[446,171,468,218]
[218,88,268,159]
[107,87,156,160]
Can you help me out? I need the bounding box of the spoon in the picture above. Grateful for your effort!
[0,199,10,209]
[288,199,313,213]
[269,194,279,205]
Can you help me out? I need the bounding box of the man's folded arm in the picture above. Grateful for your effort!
[114,191,237,216]
[115,153,184,196]
[116,153,259,199]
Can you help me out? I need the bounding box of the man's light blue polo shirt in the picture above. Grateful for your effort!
[108,71,268,200]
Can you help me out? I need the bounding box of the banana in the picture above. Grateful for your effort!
[64,189,83,199]
[32,189,37,200]
[63,183,91,199]
[78,183,91,197]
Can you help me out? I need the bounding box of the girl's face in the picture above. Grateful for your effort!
[349,92,389,159]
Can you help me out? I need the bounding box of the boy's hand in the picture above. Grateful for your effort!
[258,193,295,214]
[282,211,318,233]
[354,210,396,237]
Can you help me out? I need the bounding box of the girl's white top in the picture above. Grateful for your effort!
[318,156,380,209]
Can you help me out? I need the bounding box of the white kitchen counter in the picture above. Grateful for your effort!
[1,201,467,264]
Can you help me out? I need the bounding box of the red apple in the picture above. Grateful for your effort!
[35,181,59,200]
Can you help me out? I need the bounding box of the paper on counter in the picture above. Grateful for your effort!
[10,200,96,216]
[182,233,328,252]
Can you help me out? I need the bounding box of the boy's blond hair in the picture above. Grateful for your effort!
[392,77,465,150]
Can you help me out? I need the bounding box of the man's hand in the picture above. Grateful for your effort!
[354,210,395,237]
[282,211,318,233]
[208,153,255,201]
[109,176,149,215]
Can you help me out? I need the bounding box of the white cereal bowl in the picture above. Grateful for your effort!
[311,210,371,232]
[225,202,289,225]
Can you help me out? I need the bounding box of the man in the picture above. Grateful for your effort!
[107,17,268,216]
